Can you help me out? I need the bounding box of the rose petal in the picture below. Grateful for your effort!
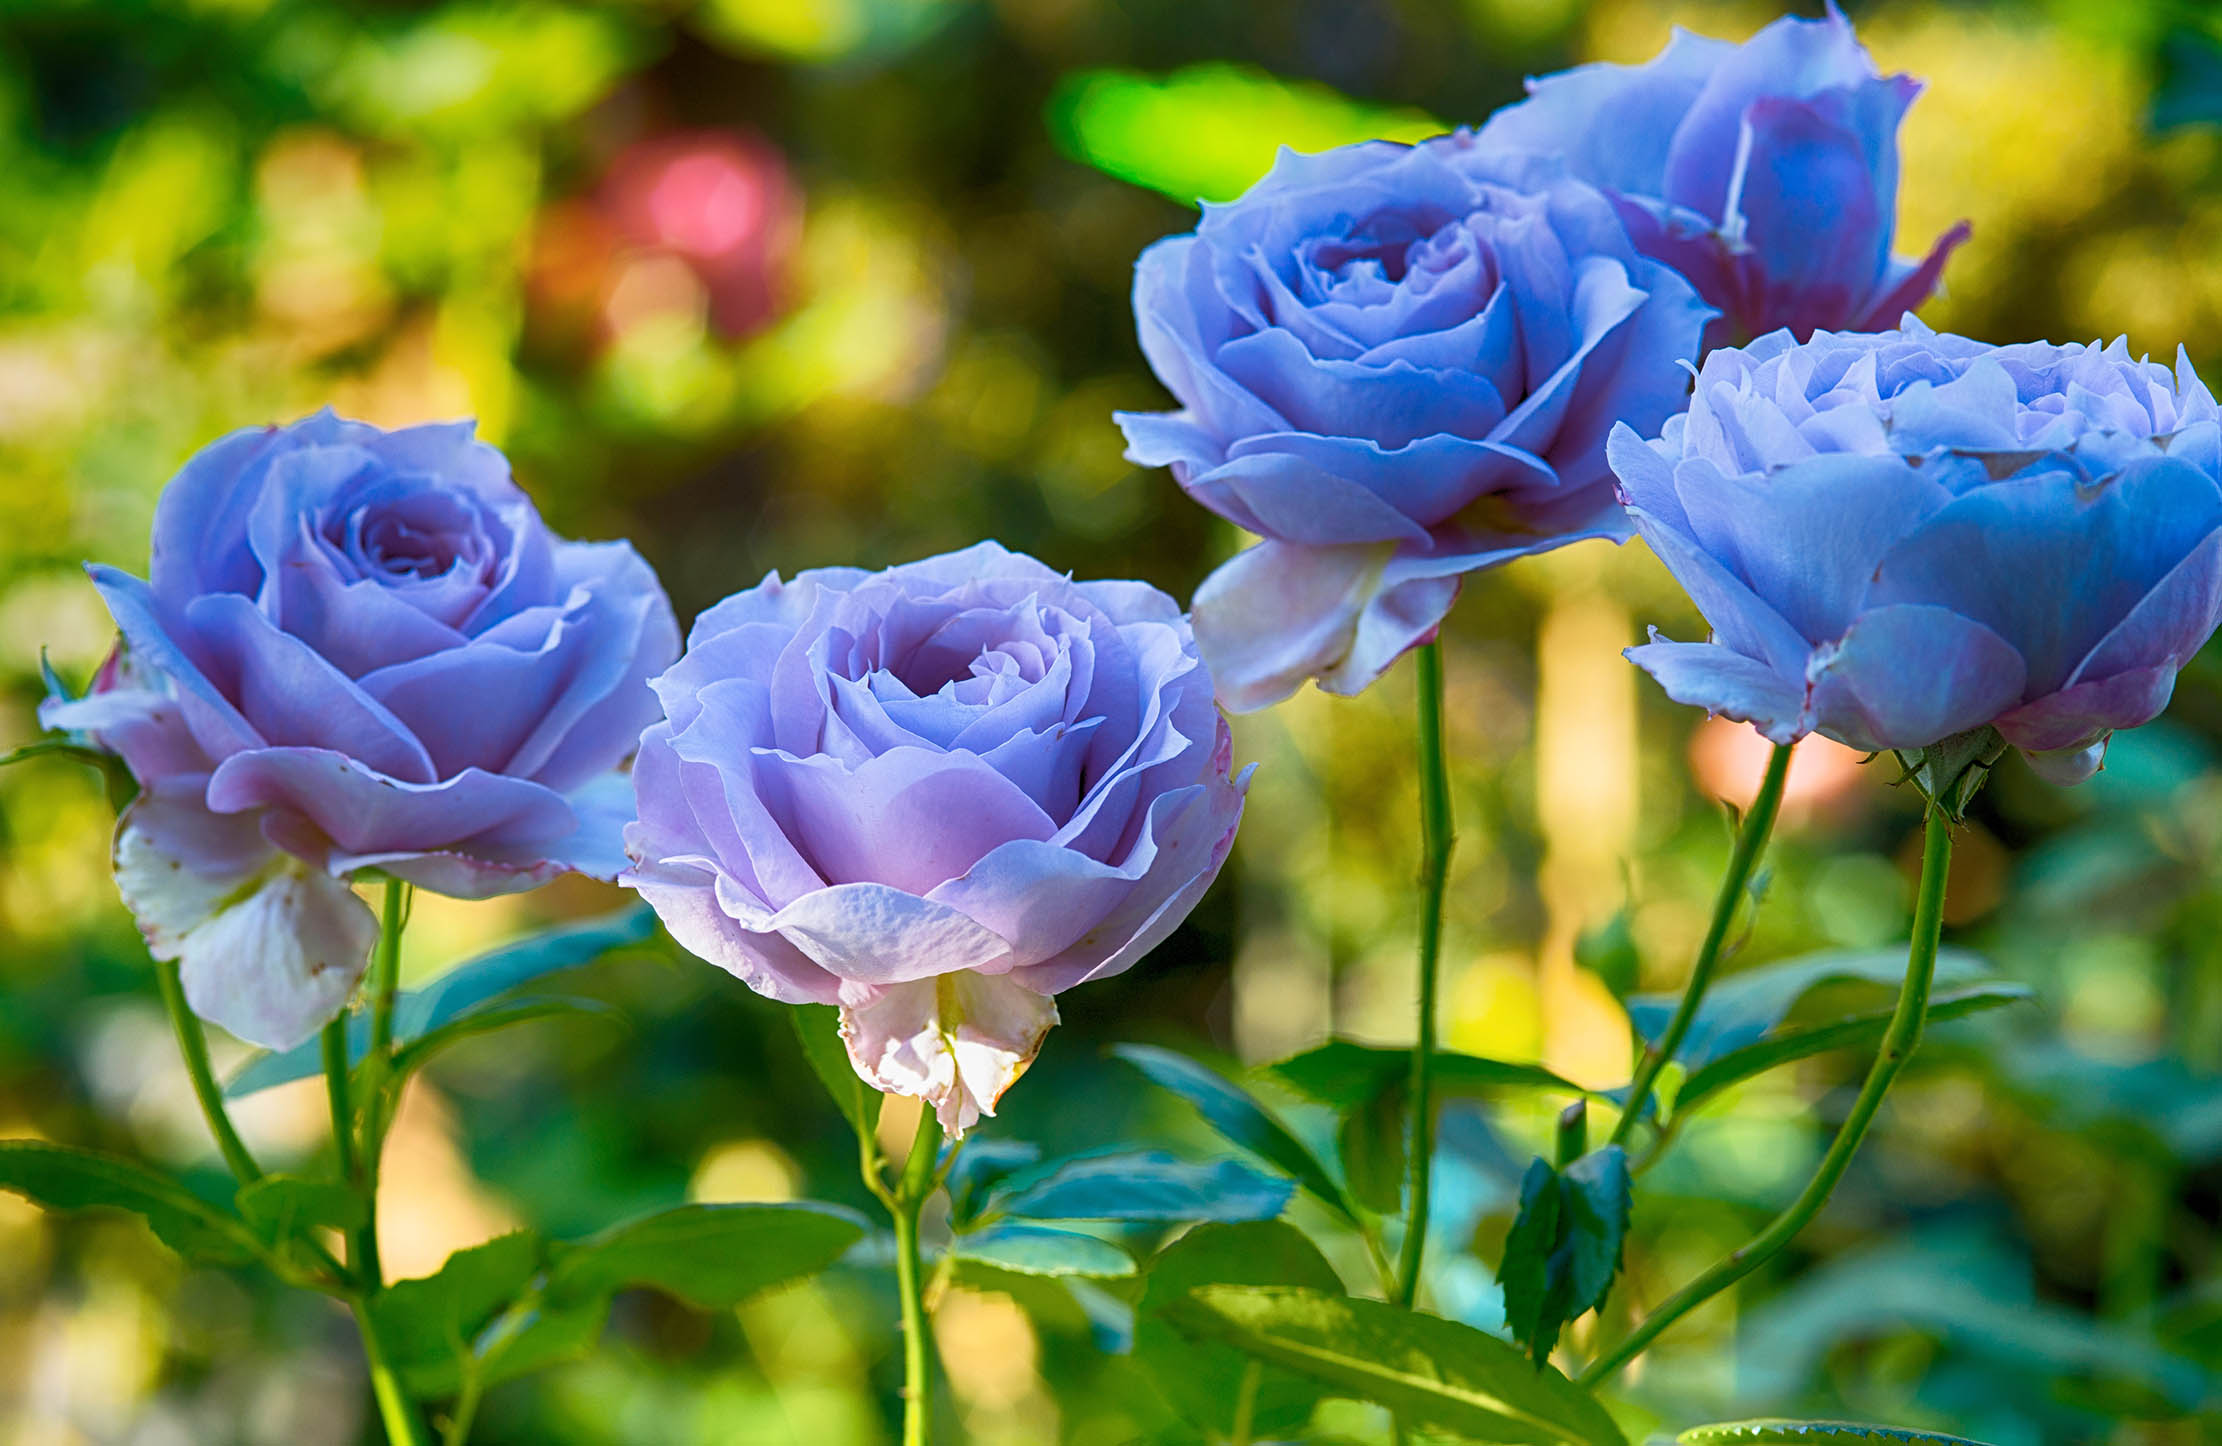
[1625,633,1811,745]
[114,786,378,1050]
[1805,603,2027,752]
[839,971,1060,1137]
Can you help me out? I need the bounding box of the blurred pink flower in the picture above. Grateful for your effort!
[528,129,803,352]
[603,130,802,342]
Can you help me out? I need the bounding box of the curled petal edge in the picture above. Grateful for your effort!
[838,971,1060,1137]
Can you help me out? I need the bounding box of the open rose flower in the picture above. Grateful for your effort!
[43,411,678,1048]
[1615,318,2222,786]
[1476,2,1967,347]
[1118,137,1710,711]
[620,542,1250,1135]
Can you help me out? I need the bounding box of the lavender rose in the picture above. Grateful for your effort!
[1118,137,1711,712]
[620,542,1249,1134]
[44,411,678,1048]
[1615,318,2222,787]
[1476,2,1968,347]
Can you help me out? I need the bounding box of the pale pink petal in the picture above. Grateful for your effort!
[838,972,1060,1137]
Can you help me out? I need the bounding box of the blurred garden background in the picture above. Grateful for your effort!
[3,0,2222,1441]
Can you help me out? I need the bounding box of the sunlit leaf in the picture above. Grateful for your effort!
[1161,1285,1625,1446]
[1047,64,1444,204]
[1673,983,2034,1118]
[1134,1221,1343,1440]
[0,1141,258,1265]
[1269,1040,1592,1109]
[1627,947,1991,1073]
[545,1201,869,1310]
[370,1232,605,1401]
[951,1223,1135,1278]
[986,1150,1292,1225]
[228,907,656,1097]
[1679,1422,1997,1444]
[1113,1044,1350,1220]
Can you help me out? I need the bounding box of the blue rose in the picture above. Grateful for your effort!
[1118,137,1711,711]
[1615,318,2222,785]
[44,411,679,1047]
[1476,2,1967,348]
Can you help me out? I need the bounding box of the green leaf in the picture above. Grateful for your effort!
[1134,1221,1343,1440]
[1113,1044,1349,1219]
[1499,1147,1632,1366]
[1269,1040,1593,1110]
[0,737,107,769]
[1678,1423,1996,1445]
[1626,947,1991,1074]
[1337,1075,1407,1213]
[1575,908,1643,1002]
[391,996,626,1075]
[1673,983,2034,1119]
[792,1002,880,1138]
[0,1141,259,1264]
[371,1232,602,1401]
[945,1139,1043,1228]
[544,1201,869,1310]
[457,1294,608,1398]
[1161,1285,1625,1446]
[229,906,656,1097]
[235,1173,367,1241]
[1267,1042,1591,1218]
[950,1223,1136,1278]
[989,1150,1293,1224]
[375,1233,542,1370]
[1046,63,1445,204]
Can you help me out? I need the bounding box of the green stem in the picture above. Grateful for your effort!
[368,878,408,1064]
[1394,639,1455,1308]
[354,879,409,1289]
[352,1298,433,1446]
[1580,805,1953,1388]
[1229,1359,1262,1446]
[323,1017,358,1184]
[1610,742,1792,1151]
[346,878,427,1445]
[889,1108,945,1446]
[154,957,263,1185]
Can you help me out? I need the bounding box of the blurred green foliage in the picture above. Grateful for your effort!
[2,1,2222,1443]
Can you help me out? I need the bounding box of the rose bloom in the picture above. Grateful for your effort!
[1476,2,1966,347]
[1119,137,1710,712]
[1615,318,2222,784]
[45,411,678,1047]
[620,543,1249,1134]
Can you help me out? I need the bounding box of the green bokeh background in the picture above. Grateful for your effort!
[3,0,2221,1442]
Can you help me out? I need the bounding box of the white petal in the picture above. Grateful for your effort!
[838,972,1059,1137]
[113,788,278,959]
[113,792,379,1050]
[177,867,379,1050]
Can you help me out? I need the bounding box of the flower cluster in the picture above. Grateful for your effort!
[59,428,1244,1132]
[52,0,2222,1151]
